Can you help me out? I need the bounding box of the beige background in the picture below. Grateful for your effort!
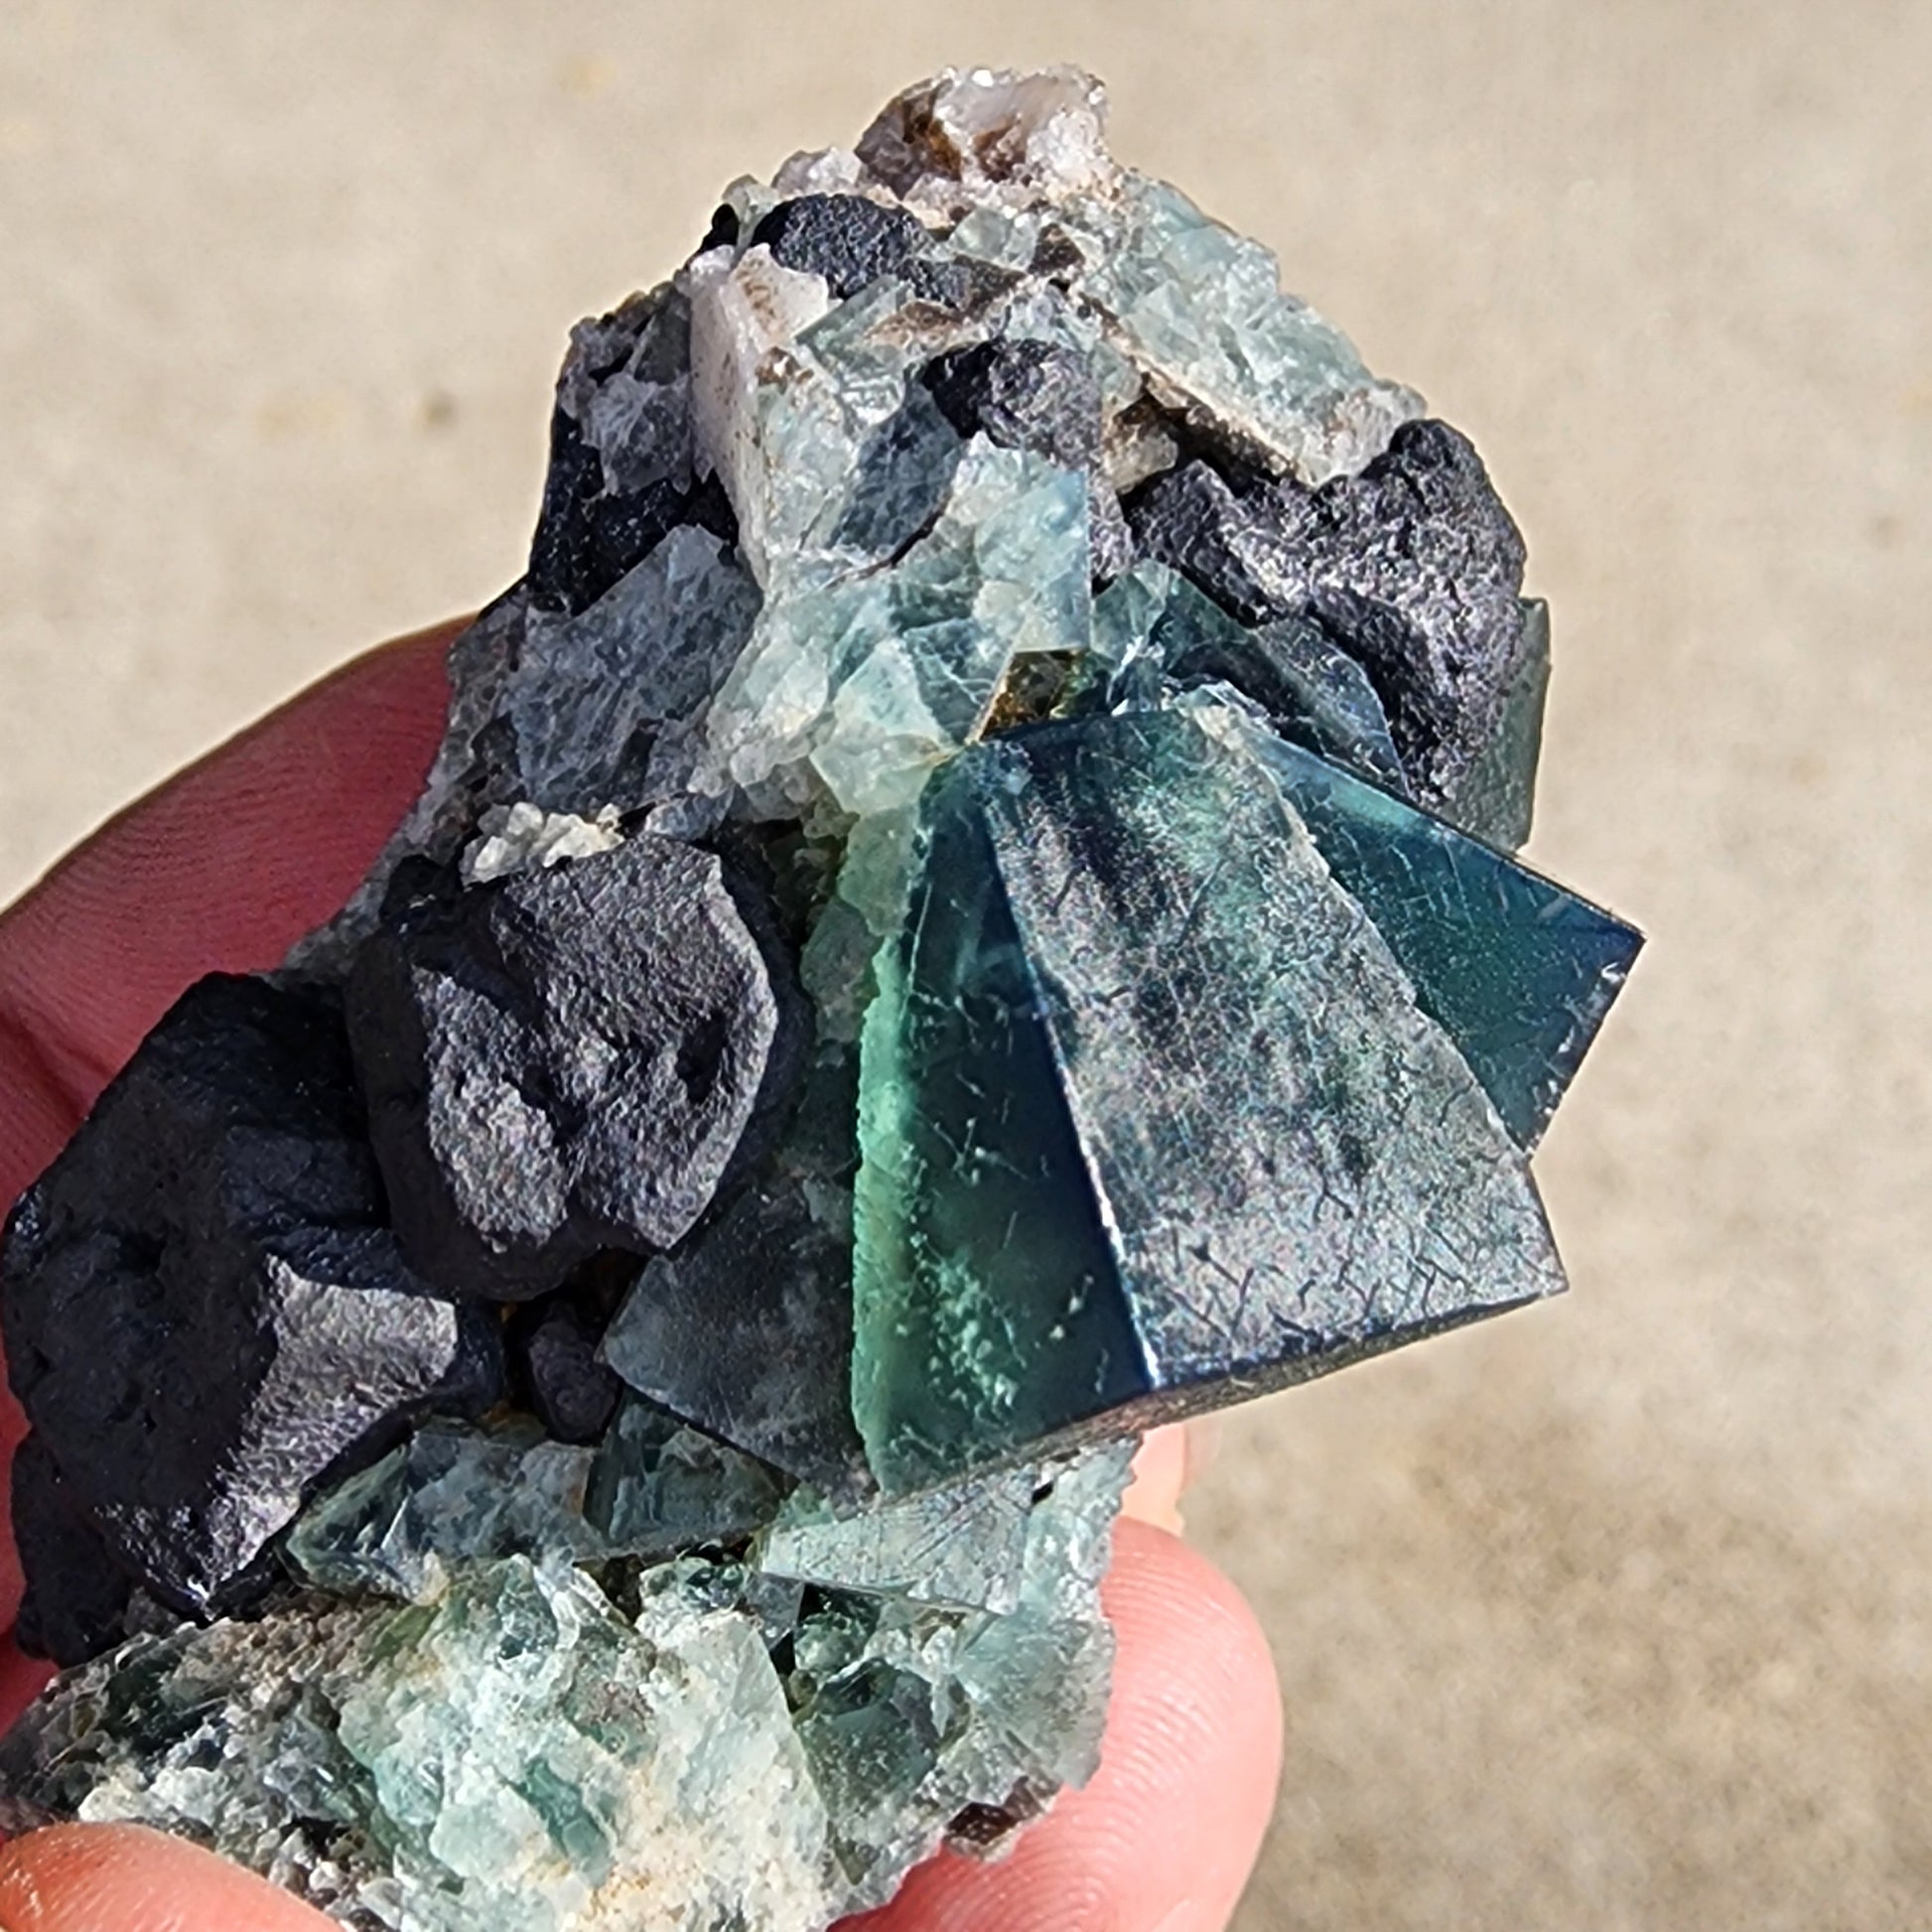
[2,2,1927,1925]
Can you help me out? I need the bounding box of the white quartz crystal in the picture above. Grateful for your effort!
[461,801,623,885]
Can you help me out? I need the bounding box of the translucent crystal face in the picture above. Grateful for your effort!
[0,62,1639,1932]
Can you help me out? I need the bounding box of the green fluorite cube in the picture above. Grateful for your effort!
[852,706,1575,1492]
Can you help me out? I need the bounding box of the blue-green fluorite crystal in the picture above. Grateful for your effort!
[1234,705,1634,1147]
[755,1462,1039,1613]
[283,1409,784,1602]
[0,1445,1132,1929]
[1095,558,1410,792]
[852,706,1569,1491]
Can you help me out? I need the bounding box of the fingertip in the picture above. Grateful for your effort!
[1122,1427,1189,1531]
[0,1822,335,1929]
[0,620,459,1145]
[846,1517,1283,1932]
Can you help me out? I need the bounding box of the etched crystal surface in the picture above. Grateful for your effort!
[0,63,1641,1932]
[851,708,1568,1490]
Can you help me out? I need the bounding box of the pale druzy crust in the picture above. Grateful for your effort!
[0,64,1640,1932]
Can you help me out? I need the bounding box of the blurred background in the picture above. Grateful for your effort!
[2,2,1926,1925]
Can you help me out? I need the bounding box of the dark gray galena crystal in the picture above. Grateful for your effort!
[1128,418,1535,811]
[345,830,796,1300]
[2,973,503,1640]
[0,64,1642,1932]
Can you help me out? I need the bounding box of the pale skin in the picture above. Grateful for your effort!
[0,622,1283,1931]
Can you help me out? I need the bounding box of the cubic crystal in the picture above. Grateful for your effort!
[346,833,794,1299]
[852,707,1566,1490]
[2,974,502,1625]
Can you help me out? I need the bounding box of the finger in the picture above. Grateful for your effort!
[842,1517,1283,1932]
[1123,1420,1225,1533]
[1122,1426,1189,1531]
[0,1821,336,1930]
[0,618,458,1212]
[0,621,457,1632]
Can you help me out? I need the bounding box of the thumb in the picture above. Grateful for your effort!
[0,1823,334,1931]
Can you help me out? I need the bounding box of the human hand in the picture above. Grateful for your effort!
[0,622,1283,1931]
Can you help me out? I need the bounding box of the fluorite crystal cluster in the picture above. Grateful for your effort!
[0,67,1640,1932]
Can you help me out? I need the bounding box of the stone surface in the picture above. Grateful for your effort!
[2,973,503,1626]
[755,1462,1038,1613]
[704,433,1093,816]
[285,1404,787,1602]
[510,1285,626,1446]
[8,1437,135,1668]
[782,1443,1130,1895]
[1095,557,1409,793]
[1234,713,1639,1147]
[582,1394,786,1554]
[1440,595,1552,850]
[0,1562,843,1932]
[285,1419,607,1600]
[920,337,1133,583]
[0,1444,1133,1930]
[921,339,1103,473]
[506,526,762,823]
[346,833,793,1299]
[752,194,928,300]
[600,1170,871,1495]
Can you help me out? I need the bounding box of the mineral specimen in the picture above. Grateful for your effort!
[0,62,1641,1932]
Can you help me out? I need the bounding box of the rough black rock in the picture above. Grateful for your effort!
[698,202,741,253]
[897,254,1020,315]
[528,406,738,619]
[509,1284,625,1446]
[9,1437,133,1668]
[524,287,742,619]
[0,974,503,1629]
[1123,461,1278,621]
[1128,419,1530,803]
[601,1170,870,1496]
[751,194,928,300]
[920,340,1102,473]
[346,836,794,1302]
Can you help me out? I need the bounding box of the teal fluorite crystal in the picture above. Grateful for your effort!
[283,1410,784,1603]
[586,1395,787,1550]
[710,435,1093,816]
[1234,706,1632,1147]
[755,1462,1039,1613]
[0,61,1641,1932]
[1095,558,1410,791]
[0,1446,1132,1930]
[852,706,1568,1490]
[1065,174,1423,483]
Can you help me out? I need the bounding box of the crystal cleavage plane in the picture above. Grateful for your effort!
[0,67,1642,1932]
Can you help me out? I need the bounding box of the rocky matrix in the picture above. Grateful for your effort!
[0,67,1642,1932]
